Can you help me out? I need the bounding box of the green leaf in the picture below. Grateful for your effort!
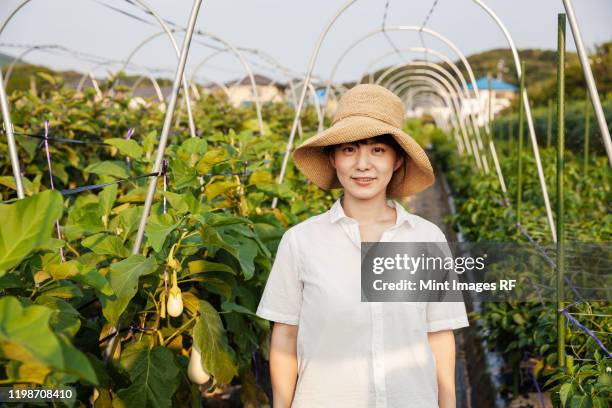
[165,191,198,214]
[255,183,293,199]
[47,259,112,296]
[105,138,143,159]
[113,343,180,408]
[195,148,227,174]
[145,213,180,252]
[99,184,118,217]
[40,280,83,300]
[0,190,63,275]
[221,301,257,317]
[0,296,97,384]
[34,296,81,338]
[100,255,158,325]
[569,395,592,408]
[187,260,235,276]
[204,180,239,201]
[200,225,256,279]
[82,233,130,258]
[512,313,525,325]
[193,300,238,385]
[560,383,574,407]
[84,161,130,179]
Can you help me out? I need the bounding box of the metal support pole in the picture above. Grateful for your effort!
[0,68,24,199]
[556,13,566,368]
[517,62,526,224]
[562,0,612,167]
[133,0,202,252]
[473,0,556,243]
[583,94,590,173]
[546,99,553,148]
[272,0,358,209]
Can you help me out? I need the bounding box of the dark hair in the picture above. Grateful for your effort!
[323,134,403,156]
[323,133,408,182]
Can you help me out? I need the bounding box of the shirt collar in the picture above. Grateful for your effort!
[328,197,415,228]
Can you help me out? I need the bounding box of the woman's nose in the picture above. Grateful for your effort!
[355,147,371,170]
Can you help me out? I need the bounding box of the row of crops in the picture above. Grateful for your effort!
[0,78,331,407]
[423,121,611,407]
[1,77,610,407]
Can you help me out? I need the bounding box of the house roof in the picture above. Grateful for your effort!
[467,76,518,91]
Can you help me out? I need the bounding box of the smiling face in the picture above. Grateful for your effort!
[327,134,406,201]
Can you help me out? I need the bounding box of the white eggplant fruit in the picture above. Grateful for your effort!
[166,270,183,317]
[188,345,211,384]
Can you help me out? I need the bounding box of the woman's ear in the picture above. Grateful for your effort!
[328,151,336,169]
[393,155,405,172]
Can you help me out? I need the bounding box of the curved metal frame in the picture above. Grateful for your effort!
[561,0,612,166]
[387,72,478,167]
[131,74,165,103]
[400,84,464,152]
[381,63,489,167]
[112,29,197,138]
[402,85,466,154]
[321,25,490,162]
[0,0,204,196]
[387,66,508,193]
[272,0,358,208]
[473,0,556,241]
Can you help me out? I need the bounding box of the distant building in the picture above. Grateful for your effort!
[214,74,287,107]
[465,76,518,126]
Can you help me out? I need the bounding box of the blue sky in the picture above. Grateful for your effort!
[1,0,610,84]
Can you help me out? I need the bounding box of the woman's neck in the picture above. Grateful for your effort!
[340,192,396,226]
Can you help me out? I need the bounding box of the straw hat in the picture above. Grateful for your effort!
[293,84,435,198]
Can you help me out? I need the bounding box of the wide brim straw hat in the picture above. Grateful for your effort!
[293,84,435,198]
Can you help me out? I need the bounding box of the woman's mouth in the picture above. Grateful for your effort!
[351,177,376,186]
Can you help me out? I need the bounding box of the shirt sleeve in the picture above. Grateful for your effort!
[255,228,303,325]
[425,229,470,332]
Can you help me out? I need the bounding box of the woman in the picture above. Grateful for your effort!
[256,84,469,408]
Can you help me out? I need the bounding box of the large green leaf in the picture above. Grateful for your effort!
[100,255,158,325]
[105,138,143,159]
[195,148,227,174]
[82,233,130,258]
[200,225,257,279]
[84,161,130,179]
[192,300,238,385]
[98,184,118,218]
[47,259,112,296]
[187,260,235,276]
[113,343,180,408]
[0,296,97,384]
[34,296,81,338]
[144,213,179,252]
[0,190,63,275]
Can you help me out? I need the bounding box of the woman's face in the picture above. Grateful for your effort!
[328,138,404,201]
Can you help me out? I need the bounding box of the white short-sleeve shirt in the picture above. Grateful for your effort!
[256,198,469,408]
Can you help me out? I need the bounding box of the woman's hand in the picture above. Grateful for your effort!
[428,329,457,408]
[270,322,299,408]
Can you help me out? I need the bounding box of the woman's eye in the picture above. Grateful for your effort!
[373,146,385,153]
[342,146,355,152]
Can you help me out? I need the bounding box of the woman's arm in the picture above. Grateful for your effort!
[427,330,456,408]
[269,322,299,408]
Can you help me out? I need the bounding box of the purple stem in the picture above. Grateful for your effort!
[253,351,260,388]
[525,353,545,408]
[162,159,168,214]
[125,127,135,170]
[43,121,65,263]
